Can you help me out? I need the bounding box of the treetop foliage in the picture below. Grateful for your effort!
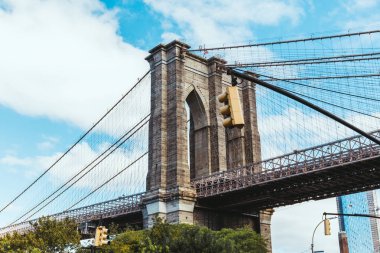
[1,217,267,253]
[0,217,80,253]
[99,218,267,253]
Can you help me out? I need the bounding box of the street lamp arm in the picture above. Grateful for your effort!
[323,212,380,219]
[311,219,325,253]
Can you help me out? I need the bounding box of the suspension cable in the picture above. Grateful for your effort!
[229,68,380,146]
[0,70,150,215]
[188,30,380,52]
[250,72,380,103]
[10,115,150,225]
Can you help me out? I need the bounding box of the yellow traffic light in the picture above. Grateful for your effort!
[324,219,331,235]
[218,86,244,128]
[94,226,109,246]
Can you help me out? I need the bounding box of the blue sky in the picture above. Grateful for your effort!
[1,0,380,252]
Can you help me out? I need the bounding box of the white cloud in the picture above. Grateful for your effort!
[37,136,59,151]
[0,0,148,129]
[0,155,32,167]
[161,32,181,43]
[144,0,304,45]
[343,14,380,32]
[343,0,379,11]
[0,138,148,192]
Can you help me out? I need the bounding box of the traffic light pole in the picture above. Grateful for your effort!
[311,217,337,253]
[311,219,325,253]
[227,68,380,146]
[324,212,380,219]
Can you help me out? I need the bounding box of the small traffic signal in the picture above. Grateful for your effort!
[218,86,244,128]
[94,226,110,246]
[324,219,331,235]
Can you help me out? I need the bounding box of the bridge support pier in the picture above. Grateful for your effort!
[260,209,274,252]
[142,188,196,228]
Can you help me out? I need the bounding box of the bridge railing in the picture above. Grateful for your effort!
[192,130,380,197]
[3,131,380,235]
[0,192,144,236]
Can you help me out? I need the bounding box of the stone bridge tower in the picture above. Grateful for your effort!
[142,41,273,251]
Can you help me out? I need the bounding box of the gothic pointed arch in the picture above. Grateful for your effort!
[185,88,210,178]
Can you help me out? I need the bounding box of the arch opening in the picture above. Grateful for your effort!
[185,90,210,179]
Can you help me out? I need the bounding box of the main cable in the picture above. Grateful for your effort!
[10,114,150,226]
[16,117,150,224]
[64,151,148,212]
[249,72,380,103]
[281,88,380,120]
[230,68,380,146]
[0,70,150,215]
[188,30,380,52]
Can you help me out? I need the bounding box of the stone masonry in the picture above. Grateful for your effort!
[142,41,273,252]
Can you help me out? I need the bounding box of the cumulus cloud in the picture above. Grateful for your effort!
[343,0,379,11]
[144,0,304,45]
[37,136,59,151]
[161,32,182,43]
[0,0,148,129]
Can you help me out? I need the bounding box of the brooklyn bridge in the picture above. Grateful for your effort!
[1,29,380,252]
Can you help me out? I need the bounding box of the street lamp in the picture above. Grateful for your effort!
[311,216,337,253]
[312,212,380,253]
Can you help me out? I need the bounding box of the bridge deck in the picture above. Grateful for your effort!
[2,130,380,235]
[0,193,143,235]
[193,130,380,211]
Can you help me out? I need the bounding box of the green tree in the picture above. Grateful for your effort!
[0,217,80,253]
[32,217,80,252]
[100,219,267,253]
[215,228,267,253]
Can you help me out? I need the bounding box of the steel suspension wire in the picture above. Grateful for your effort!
[226,52,380,68]
[248,72,380,103]
[0,70,151,229]
[229,69,380,146]
[9,114,150,226]
[0,71,151,215]
[188,30,380,52]
[260,73,380,81]
[64,151,148,212]
[278,87,380,120]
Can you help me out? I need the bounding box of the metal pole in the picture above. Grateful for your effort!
[324,212,380,219]
[311,219,325,253]
[228,69,380,146]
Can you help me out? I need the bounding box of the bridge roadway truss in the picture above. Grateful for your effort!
[0,193,143,236]
[2,130,380,235]
[193,130,380,211]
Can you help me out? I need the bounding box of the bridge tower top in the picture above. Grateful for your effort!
[142,40,262,227]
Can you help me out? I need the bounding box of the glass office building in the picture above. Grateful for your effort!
[337,191,380,253]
